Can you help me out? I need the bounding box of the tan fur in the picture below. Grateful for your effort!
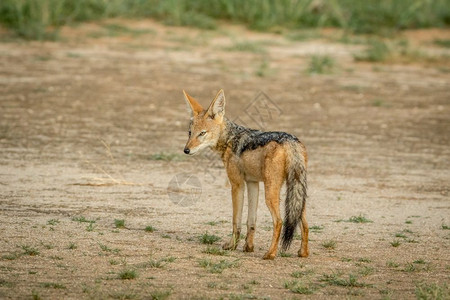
[183,90,309,259]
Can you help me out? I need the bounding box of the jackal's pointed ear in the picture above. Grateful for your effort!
[206,89,225,120]
[183,90,203,116]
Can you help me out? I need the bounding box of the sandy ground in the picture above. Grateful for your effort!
[0,20,449,299]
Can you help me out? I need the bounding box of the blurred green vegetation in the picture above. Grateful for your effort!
[0,0,449,40]
[307,55,335,74]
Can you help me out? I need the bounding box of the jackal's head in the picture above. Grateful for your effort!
[183,89,225,155]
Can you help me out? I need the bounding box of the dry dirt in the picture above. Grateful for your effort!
[0,20,449,299]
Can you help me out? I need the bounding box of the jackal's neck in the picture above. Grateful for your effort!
[213,119,256,156]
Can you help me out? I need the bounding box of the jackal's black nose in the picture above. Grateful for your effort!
[184,148,190,154]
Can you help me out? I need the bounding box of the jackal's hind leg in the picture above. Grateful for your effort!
[262,148,285,260]
[298,206,309,257]
[262,184,282,260]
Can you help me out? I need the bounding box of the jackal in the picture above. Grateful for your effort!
[183,89,308,260]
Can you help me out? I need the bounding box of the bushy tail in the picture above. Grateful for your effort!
[281,142,307,251]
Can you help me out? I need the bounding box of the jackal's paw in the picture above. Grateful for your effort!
[298,248,309,258]
[243,243,254,252]
[222,241,238,251]
[262,252,276,260]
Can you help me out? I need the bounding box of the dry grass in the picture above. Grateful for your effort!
[74,140,143,186]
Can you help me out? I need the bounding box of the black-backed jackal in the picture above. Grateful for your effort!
[183,90,308,260]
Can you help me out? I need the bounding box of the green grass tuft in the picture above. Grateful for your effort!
[148,259,164,268]
[387,261,400,268]
[161,256,176,263]
[434,39,450,48]
[199,232,221,244]
[285,30,320,41]
[355,39,391,62]
[372,99,385,107]
[86,223,95,232]
[307,55,335,74]
[348,215,373,223]
[150,289,172,300]
[279,252,293,257]
[68,242,77,250]
[391,240,401,247]
[32,290,41,300]
[203,246,229,256]
[226,40,266,53]
[310,225,324,233]
[321,273,369,288]
[413,259,426,264]
[22,245,40,256]
[114,219,125,229]
[98,242,120,253]
[198,258,239,274]
[359,266,374,276]
[322,240,337,250]
[47,219,60,226]
[291,269,314,278]
[2,252,21,260]
[404,263,417,272]
[118,269,137,280]
[41,282,66,289]
[284,280,315,294]
[358,257,372,263]
[145,225,156,232]
[415,282,449,299]
[255,59,272,77]
[395,233,407,239]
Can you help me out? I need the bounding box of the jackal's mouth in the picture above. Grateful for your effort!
[184,144,208,156]
[184,150,199,156]
[183,148,197,156]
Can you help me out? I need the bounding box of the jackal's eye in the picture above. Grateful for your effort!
[199,130,207,137]
[188,130,191,137]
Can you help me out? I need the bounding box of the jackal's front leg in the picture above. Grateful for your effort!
[244,181,259,252]
[223,182,244,251]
